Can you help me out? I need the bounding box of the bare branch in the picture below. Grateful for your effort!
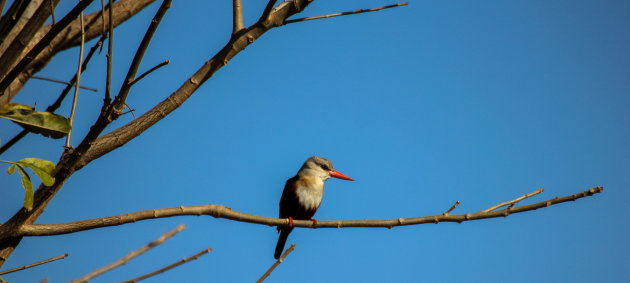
[284,2,408,25]
[118,248,212,283]
[0,253,67,275]
[260,0,278,22]
[111,0,172,114]
[16,187,602,237]
[443,200,460,216]
[257,244,296,283]
[129,60,170,87]
[481,188,544,213]
[31,76,97,92]
[65,11,86,149]
[232,0,244,35]
[48,0,56,25]
[0,0,91,94]
[70,225,185,283]
[105,0,114,104]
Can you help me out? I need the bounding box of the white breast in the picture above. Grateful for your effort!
[296,178,324,211]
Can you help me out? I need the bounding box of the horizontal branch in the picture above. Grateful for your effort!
[16,187,602,237]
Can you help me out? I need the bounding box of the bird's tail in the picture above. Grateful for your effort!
[274,228,293,259]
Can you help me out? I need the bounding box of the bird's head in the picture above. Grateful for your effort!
[298,156,355,182]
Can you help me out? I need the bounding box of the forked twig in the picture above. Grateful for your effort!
[443,200,460,216]
[284,2,408,25]
[0,253,68,275]
[118,248,212,283]
[70,225,185,283]
[481,188,544,213]
[256,244,296,283]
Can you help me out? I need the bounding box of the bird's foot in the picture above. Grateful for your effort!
[288,216,294,227]
[310,218,318,225]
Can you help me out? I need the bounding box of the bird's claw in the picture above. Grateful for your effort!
[310,218,318,225]
[288,216,294,227]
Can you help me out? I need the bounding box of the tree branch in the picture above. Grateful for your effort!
[481,188,544,213]
[256,244,295,283]
[0,0,157,107]
[129,60,170,87]
[14,187,602,237]
[0,253,67,275]
[284,2,408,25]
[118,248,211,283]
[70,225,185,283]
[232,0,243,35]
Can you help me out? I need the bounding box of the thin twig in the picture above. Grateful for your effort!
[284,2,408,25]
[31,76,97,92]
[104,0,113,103]
[257,244,295,283]
[65,10,85,149]
[16,187,603,237]
[112,0,171,113]
[443,200,460,216]
[70,224,185,283]
[118,248,211,283]
[129,60,170,87]
[481,188,544,213]
[100,0,105,33]
[0,253,68,275]
[121,103,136,119]
[232,0,243,35]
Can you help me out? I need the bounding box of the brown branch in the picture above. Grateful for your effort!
[257,244,295,283]
[30,76,97,92]
[129,60,170,87]
[104,0,114,103]
[442,200,460,216]
[260,0,278,22]
[111,0,171,114]
[48,0,55,25]
[118,248,212,283]
[0,0,157,107]
[0,0,90,94]
[0,253,67,275]
[65,11,86,149]
[481,188,544,213]
[70,225,185,283]
[284,2,408,25]
[15,187,602,237]
[232,0,244,35]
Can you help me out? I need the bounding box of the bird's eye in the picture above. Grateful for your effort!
[320,164,330,171]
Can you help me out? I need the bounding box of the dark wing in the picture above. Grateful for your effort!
[279,175,300,219]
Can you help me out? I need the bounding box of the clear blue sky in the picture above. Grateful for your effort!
[1,0,628,282]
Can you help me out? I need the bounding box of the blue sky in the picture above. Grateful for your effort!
[1,0,628,282]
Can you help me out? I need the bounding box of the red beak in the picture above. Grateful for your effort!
[328,169,355,181]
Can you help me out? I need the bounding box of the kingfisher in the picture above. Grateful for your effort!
[274,156,354,259]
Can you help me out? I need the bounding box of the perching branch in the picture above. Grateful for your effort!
[70,225,185,283]
[257,244,295,283]
[118,248,212,283]
[284,2,408,25]
[0,253,67,275]
[13,187,602,237]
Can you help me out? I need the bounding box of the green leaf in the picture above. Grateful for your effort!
[12,165,34,211]
[16,158,55,186]
[6,163,16,174]
[0,103,70,139]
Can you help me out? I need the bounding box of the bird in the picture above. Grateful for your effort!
[274,156,354,259]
